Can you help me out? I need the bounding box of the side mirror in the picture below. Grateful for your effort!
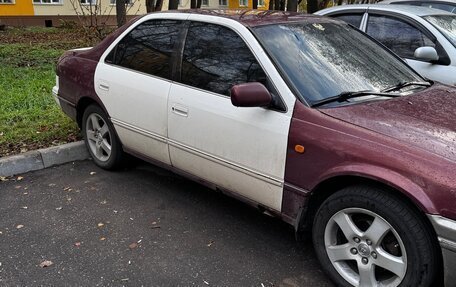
[414,46,439,63]
[230,82,272,108]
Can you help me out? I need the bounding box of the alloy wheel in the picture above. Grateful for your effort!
[85,113,112,162]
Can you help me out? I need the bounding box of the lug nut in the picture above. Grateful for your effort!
[350,248,358,255]
[371,252,377,259]
[366,239,372,245]
[362,257,369,264]
[354,237,361,243]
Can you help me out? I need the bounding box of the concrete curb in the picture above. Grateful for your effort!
[0,141,89,177]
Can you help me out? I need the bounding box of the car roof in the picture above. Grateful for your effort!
[380,0,456,4]
[317,4,455,16]
[153,9,339,27]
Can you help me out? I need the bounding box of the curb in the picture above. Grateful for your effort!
[0,141,89,177]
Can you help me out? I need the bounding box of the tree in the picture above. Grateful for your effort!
[252,0,258,9]
[306,0,318,13]
[191,0,197,8]
[286,0,297,11]
[169,0,178,9]
[116,0,127,27]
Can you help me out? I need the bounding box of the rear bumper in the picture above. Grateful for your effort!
[52,85,78,123]
[428,215,456,287]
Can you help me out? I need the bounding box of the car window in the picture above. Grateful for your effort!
[366,15,435,59]
[420,2,456,13]
[332,14,364,28]
[180,22,267,96]
[107,19,182,80]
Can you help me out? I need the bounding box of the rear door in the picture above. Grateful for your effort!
[167,20,293,211]
[95,18,185,164]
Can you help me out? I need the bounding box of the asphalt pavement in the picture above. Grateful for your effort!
[0,160,334,286]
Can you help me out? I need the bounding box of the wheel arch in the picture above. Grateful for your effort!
[76,97,110,128]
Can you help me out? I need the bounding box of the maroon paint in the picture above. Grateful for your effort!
[283,84,456,222]
[230,82,272,107]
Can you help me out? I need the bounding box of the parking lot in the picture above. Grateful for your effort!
[0,160,333,286]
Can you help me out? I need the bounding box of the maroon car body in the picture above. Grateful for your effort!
[54,10,456,287]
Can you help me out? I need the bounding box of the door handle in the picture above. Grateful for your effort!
[99,82,110,91]
[171,105,188,117]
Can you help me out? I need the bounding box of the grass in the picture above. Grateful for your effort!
[0,27,93,156]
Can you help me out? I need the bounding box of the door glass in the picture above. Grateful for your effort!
[108,19,182,80]
[181,22,267,96]
[366,15,435,59]
[333,14,364,28]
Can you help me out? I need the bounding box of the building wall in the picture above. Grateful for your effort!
[33,0,147,16]
[228,0,269,10]
[0,0,34,16]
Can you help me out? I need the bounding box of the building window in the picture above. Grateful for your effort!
[80,0,96,4]
[32,0,62,4]
[258,0,264,6]
[239,0,248,6]
[219,0,227,5]
[109,0,132,5]
[201,0,208,5]
[0,0,13,3]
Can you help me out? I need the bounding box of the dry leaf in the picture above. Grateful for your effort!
[0,176,8,181]
[39,260,53,268]
[74,242,81,247]
[17,176,24,181]
[207,240,214,247]
[55,207,62,211]
[99,237,106,241]
[129,242,138,249]
[16,224,24,229]
[90,172,96,175]
[48,183,56,187]
[97,223,104,227]
[21,206,28,209]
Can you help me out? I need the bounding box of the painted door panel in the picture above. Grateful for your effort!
[95,64,171,165]
[168,83,290,211]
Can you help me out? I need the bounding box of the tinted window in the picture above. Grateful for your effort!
[181,22,267,96]
[366,15,434,59]
[333,14,364,28]
[253,22,422,105]
[108,20,182,79]
[420,2,456,13]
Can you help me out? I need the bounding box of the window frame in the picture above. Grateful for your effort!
[331,12,366,29]
[365,11,450,64]
[219,0,227,6]
[109,0,133,5]
[32,0,62,4]
[174,20,286,111]
[0,0,14,4]
[239,0,248,6]
[104,19,186,81]
[79,0,96,5]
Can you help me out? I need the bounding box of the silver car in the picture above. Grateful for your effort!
[316,5,456,85]
[379,0,456,13]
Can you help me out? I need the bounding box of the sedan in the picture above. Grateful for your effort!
[316,5,456,85]
[54,10,456,287]
[379,0,456,13]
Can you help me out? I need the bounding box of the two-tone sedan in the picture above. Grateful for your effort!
[54,10,456,287]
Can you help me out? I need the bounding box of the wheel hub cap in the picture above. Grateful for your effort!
[358,243,370,257]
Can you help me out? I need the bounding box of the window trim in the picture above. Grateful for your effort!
[0,0,14,4]
[175,20,287,112]
[239,0,248,6]
[219,0,228,6]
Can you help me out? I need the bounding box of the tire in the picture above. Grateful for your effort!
[82,104,124,170]
[312,185,439,287]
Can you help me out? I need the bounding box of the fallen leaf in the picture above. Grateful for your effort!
[16,224,24,229]
[48,183,56,187]
[39,260,53,268]
[21,206,28,209]
[14,185,21,189]
[128,260,131,265]
[207,240,214,247]
[129,242,138,249]
[137,239,142,243]
[74,242,81,247]
[151,221,157,225]
[0,176,8,181]
[97,223,104,228]
[17,176,24,181]
[130,218,134,221]
[204,280,209,285]
[99,237,106,241]
[90,172,96,175]
[100,200,107,204]
[113,210,118,214]
[55,207,62,211]
[120,278,129,281]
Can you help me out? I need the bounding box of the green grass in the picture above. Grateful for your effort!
[0,27,91,156]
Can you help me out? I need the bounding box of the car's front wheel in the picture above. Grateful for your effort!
[82,104,123,170]
[312,185,440,287]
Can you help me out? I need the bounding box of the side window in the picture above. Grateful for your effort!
[107,19,182,80]
[333,13,364,28]
[181,22,267,96]
[366,15,435,59]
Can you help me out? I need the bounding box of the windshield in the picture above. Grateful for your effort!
[253,21,424,105]
[424,15,456,47]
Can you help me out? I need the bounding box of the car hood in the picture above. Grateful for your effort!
[320,84,456,162]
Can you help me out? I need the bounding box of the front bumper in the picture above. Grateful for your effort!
[428,215,456,287]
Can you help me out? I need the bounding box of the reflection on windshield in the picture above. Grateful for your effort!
[424,15,456,48]
[253,22,422,105]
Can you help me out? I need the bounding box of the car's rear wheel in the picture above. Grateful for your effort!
[82,104,123,170]
[312,185,439,287]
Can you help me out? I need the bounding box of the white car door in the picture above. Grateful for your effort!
[167,19,295,211]
[95,18,185,165]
